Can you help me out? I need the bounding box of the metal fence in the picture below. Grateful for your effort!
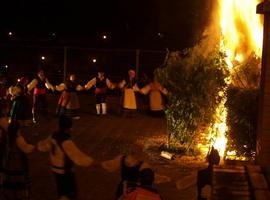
[0,44,167,85]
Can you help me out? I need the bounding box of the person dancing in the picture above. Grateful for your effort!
[27,69,54,123]
[118,69,139,117]
[55,74,84,119]
[85,70,115,115]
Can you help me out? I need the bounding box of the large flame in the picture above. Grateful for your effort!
[219,0,263,62]
[199,0,263,160]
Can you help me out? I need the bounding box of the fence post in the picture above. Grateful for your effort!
[63,46,68,82]
[135,49,140,78]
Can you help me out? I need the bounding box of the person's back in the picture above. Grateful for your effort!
[2,122,33,173]
[38,115,94,199]
[1,122,34,200]
[50,129,74,174]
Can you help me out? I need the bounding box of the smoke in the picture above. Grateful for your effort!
[189,0,221,59]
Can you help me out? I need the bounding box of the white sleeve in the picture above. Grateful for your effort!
[37,136,52,152]
[16,134,35,154]
[101,155,122,172]
[45,79,55,91]
[140,84,151,95]
[27,79,38,91]
[55,83,66,91]
[118,80,126,89]
[106,78,115,89]
[76,84,84,91]
[62,140,94,167]
[161,88,168,95]
[85,78,97,90]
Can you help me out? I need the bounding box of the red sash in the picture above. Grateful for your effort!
[34,88,46,95]
[95,88,106,94]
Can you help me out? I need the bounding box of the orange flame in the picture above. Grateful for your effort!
[216,0,263,159]
[219,0,263,62]
[199,0,263,160]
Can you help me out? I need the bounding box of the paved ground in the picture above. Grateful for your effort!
[20,93,204,200]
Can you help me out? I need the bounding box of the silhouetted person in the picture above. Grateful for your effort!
[55,74,84,119]
[102,151,150,200]
[85,70,115,115]
[38,115,94,200]
[118,69,139,117]
[1,121,34,199]
[120,168,162,200]
[197,146,220,200]
[27,69,54,123]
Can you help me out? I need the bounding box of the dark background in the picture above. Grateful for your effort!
[0,0,213,83]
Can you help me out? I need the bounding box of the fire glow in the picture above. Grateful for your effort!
[219,0,263,61]
[200,0,263,160]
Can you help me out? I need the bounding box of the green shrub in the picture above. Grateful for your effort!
[156,47,229,152]
[226,87,259,157]
[226,53,260,158]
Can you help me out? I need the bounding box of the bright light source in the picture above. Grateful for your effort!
[102,35,107,39]
[157,32,164,38]
[8,32,13,36]
[41,56,46,60]
[17,78,21,82]
[92,58,97,63]
[5,65,8,68]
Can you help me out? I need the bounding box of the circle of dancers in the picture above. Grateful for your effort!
[2,68,168,125]
[0,68,174,200]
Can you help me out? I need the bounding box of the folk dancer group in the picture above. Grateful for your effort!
[4,68,168,125]
[0,68,169,200]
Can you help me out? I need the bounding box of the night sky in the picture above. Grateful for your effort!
[0,0,212,50]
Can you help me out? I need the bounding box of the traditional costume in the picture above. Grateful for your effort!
[1,122,34,200]
[85,72,115,115]
[38,116,93,200]
[27,70,54,123]
[140,80,167,116]
[55,75,83,119]
[9,84,32,126]
[118,70,139,116]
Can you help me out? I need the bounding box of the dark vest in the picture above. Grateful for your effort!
[66,80,78,92]
[96,77,107,89]
[51,131,73,172]
[125,78,136,89]
[36,77,46,89]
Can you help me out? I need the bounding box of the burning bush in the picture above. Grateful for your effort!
[226,87,259,158]
[226,53,260,159]
[155,47,229,153]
